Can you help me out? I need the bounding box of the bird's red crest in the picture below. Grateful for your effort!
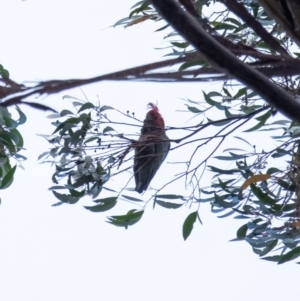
[147,103,159,112]
[146,103,165,128]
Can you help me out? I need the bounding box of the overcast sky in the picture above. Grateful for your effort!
[0,1,299,301]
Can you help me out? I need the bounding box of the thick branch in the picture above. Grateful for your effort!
[220,0,290,58]
[150,0,300,123]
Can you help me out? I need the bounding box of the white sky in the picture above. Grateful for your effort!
[0,1,299,301]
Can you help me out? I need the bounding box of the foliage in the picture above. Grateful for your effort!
[0,66,26,198]
[3,0,300,264]
[102,0,300,265]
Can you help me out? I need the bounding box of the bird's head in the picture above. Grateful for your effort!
[144,103,165,129]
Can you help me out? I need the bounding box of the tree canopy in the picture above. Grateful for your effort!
[2,0,300,264]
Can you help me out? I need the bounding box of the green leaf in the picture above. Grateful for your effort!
[121,195,144,202]
[186,105,202,113]
[260,239,278,257]
[103,126,115,134]
[278,246,300,264]
[203,91,217,106]
[156,200,183,209]
[60,109,74,117]
[155,194,184,199]
[171,41,190,48]
[233,136,253,147]
[182,211,197,240]
[100,105,114,112]
[52,190,80,204]
[214,193,238,208]
[84,197,117,212]
[224,107,240,118]
[0,165,16,189]
[266,167,281,175]
[78,102,95,113]
[236,223,247,239]
[155,23,169,32]
[179,59,206,71]
[10,128,24,148]
[250,184,277,205]
[16,106,27,125]
[0,64,9,78]
[52,117,79,134]
[107,210,144,229]
[244,121,265,132]
[261,255,281,263]
[233,87,247,99]
[208,165,239,175]
[207,118,232,126]
[3,115,18,129]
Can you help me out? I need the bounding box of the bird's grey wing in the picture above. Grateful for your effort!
[134,142,156,193]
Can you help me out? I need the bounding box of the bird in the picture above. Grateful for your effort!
[134,103,170,193]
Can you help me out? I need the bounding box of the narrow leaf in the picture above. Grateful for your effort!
[182,211,197,240]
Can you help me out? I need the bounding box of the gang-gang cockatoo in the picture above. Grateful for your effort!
[134,103,170,193]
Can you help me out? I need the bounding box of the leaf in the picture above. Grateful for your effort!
[239,174,271,199]
[0,165,16,189]
[107,210,144,229]
[214,193,238,208]
[171,41,190,48]
[186,105,202,113]
[266,167,281,175]
[100,105,114,112]
[278,246,300,264]
[84,197,117,212]
[259,240,278,257]
[78,102,95,113]
[208,165,239,175]
[277,179,296,191]
[156,200,183,209]
[16,106,27,125]
[233,87,247,99]
[0,64,9,78]
[52,117,79,134]
[103,126,115,134]
[233,136,253,147]
[52,190,80,204]
[60,110,74,117]
[155,194,184,200]
[182,211,197,240]
[250,184,277,205]
[121,195,144,202]
[207,117,232,126]
[179,59,206,71]
[244,110,272,132]
[224,107,240,118]
[203,91,217,106]
[261,255,281,263]
[236,223,247,239]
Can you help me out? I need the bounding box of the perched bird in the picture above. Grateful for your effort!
[134,103,170,193]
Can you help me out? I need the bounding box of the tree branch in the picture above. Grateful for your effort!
[220,0,290,58]
[150,0,300,123]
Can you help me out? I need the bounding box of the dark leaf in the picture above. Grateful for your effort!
[278,246,300,264]
[78,102,95,113]
[84,197,117,212]
[107,210,144,229]
[155,194,184,200]
[0,165,16,189]
[121,195,144,202]
[236,223,247,239]
[52,190,80,204]
[156,200,183,209]
[182,211,197,240]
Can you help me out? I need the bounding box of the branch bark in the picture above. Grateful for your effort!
[150,0,300,123]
